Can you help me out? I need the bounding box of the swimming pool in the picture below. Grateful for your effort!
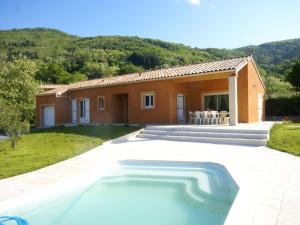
[1,160,238,225]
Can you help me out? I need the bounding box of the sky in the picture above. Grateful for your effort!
[0,0,300,48]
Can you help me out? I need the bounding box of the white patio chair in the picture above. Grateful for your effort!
[194,111,201,124]
[223,111,230,124]
[215,112,220,125]
[209,111,218,124]
[202,111,209,125]
[188,111,195,124]
[199,111,204,124]
[219,111,229,124]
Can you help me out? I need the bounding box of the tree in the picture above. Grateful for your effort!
[82,62,107,79]
[36,63,70,84]
[263,75,294,98]
[118,63,144,75]
[0,99,30,148]
[57,72,87,84]
[81,62,117,79]
[286,59,300,92]
[0,60,38,121]
[128,51,162,69]
[36,63,87,84]
[0,60,37,148]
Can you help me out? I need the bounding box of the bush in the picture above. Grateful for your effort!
[0,99,30,148]
[286,58,300,91]
[266,96,300,116]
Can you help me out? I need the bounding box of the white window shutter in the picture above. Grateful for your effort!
[72,100,77,123]
[85,98,90,123]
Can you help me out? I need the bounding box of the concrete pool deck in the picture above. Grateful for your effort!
[0,130,300,225]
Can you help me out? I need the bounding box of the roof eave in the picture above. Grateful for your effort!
[67,69,236,92]
[35,93,56,97]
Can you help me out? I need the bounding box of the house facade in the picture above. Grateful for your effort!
[36,56,265,127]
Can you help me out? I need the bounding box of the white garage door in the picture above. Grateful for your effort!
[44,106,55,126]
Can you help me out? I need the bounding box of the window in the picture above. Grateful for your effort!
[204,93,229,111]
[97,96,105,110]
[79,100,85,118]
[142,92,155,109]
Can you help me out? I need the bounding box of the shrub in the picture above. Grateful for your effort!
[266,96,300,116]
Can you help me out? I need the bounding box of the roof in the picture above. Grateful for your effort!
[40,84,68,90]
[37,56,250,96]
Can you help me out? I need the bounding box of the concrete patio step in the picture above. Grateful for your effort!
[137,133,267,146]
[136,125,270,146]
[145,125,269,134]
[140,129,268,140]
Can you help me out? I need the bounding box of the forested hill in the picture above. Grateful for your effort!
[0,28,300,84]
[236,38,300,76]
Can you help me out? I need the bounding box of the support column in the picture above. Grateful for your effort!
[229,75,238,126]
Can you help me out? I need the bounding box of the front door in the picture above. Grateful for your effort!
[177,94,185,124]
[258,93,263,122]
[43,106,55,126]
[79,99,90,124]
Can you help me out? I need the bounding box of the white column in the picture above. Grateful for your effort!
[229,75,238,126]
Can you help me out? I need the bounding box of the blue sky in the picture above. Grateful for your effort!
[1,0,300,48]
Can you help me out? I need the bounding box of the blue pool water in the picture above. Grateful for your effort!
[2,161,238,225]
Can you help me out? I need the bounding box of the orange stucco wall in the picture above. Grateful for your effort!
[69,80,172,125]
[247,59,265,122]
[235,59,265,123]
[35,62,265,126]
[36,94,70,126]
[237,65,249,123]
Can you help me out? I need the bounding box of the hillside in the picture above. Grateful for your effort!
[0,28,300,83]
[237,38,300,76]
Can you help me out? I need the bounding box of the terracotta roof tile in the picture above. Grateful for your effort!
[37,56,249,96]
[40,84,67,90]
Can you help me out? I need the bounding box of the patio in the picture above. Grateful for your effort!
[172,76,239,125]
[0,129,299,225]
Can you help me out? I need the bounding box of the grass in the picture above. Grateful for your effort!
[267,122,300,156]
[0,125,139,179]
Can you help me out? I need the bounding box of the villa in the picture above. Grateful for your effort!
[36,56,265,127]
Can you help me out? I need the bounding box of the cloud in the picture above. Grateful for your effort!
[188,0,201,6]
[210,3,216,9]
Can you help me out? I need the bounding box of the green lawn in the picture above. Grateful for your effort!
[268,122,300,156]
[0,125,139,179]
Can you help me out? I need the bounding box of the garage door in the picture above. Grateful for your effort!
[43,106,55,126]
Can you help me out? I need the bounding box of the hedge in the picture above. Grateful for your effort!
[266,96,300,116]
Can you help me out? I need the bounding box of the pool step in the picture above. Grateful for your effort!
[136,126,269,146]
